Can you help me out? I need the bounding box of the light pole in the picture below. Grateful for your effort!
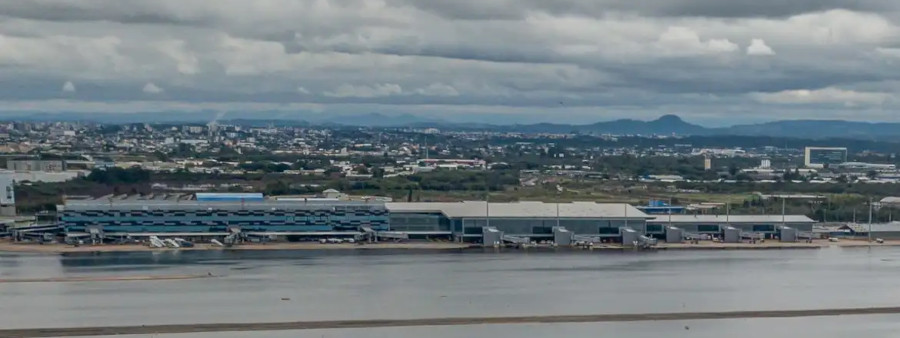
[485,190,490,229]
[668,196,674,228]
[556,203,561,232]
[555,189,561,229]
[725,200,732,242]
[868,197,873,243]
[781,196,786,227]
[668,205,673,228]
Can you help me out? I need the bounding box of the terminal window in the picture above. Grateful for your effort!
[645,224,663,233]
[697,225,719,233]
[752,224,775,232]
[532,226,552,235]
[598,227,619,235]
[464,227,483,235]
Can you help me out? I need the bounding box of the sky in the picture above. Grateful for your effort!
[2,0,900,126]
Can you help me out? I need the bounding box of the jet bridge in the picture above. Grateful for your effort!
[552,226,574,246]
[571,234,602,244]
[360,226,377,242]
[10,223,64,242]
[665,226,684,243]
[502,234,531,245]
[722,226,741,243]
[778,226,798,242]
[621,227,657,248]
[741,232,763,241]
[376,231,410,241]
[482,226,503,247]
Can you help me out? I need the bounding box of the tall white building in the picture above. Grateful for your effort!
[0,170,15,216]
[804,147,848,168]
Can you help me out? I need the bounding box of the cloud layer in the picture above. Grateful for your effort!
[1,1,900,124]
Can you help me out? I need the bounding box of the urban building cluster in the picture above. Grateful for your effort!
[0,119,899,246]
[0,122,897,186]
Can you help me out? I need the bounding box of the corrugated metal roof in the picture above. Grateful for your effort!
[63,197,383,210]
[880,197,900,204]
[195,193,264,201]
[841,222,900,233]
[648,214,816,224]
[386,201,649,219]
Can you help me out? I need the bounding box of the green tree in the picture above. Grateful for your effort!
[866,170,879,179]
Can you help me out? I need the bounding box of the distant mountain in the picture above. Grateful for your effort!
[721,120,900,140]
[477,114,707,135]
[582,114,708,135]
[475,116,900,140]
[4,110,900,140]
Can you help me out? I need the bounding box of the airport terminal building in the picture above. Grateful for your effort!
[58,194,650,242]
[386,201,649,241]
[59,193,390,237]
[57,193,815,244]
[647,214,816,240]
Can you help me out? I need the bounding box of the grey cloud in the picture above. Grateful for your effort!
[6,0,899,26]
[389,0,900,20]
[0,0,898,123]
[612,0,898,18]
[0,0,211,25]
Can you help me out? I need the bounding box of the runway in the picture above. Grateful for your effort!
[0,274,215,283]
[4,306,900,337]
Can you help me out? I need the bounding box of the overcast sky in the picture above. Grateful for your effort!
[2,0,900,125]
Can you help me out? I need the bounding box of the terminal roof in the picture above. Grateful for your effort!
[648,214,816,224]
[386,201,649,219]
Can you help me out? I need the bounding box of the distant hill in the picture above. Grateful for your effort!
[581,114,708,135]
[721,120,900,140]
[478,115,706,135]
[474,115,900,140]
[2,110,900,140]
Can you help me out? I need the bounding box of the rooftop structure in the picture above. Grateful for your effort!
[880,197,900,205]
[7,159,65,172]
[835,162,897,171]
[648,214,816,224]
[195,192,264,202]
[636,200,685,214]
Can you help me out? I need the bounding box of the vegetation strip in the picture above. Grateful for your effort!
[4,306,900,337]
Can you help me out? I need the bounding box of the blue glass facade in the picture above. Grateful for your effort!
[61,202,389,233]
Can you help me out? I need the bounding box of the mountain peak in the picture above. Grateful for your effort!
[577,114,705,135]
[655,114,685,123]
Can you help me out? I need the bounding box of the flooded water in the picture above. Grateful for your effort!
[3,246,900,337]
